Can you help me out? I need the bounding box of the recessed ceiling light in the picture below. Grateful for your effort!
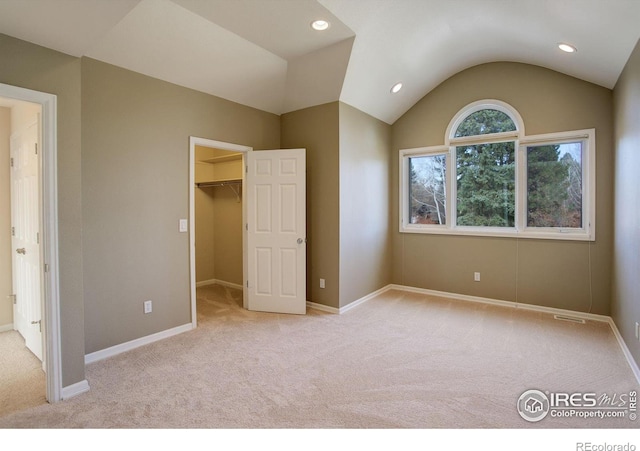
[311,20,330,31]
[558,43,577,53]
[391,82,403,93]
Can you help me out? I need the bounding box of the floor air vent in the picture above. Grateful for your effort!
[553,314,586,324]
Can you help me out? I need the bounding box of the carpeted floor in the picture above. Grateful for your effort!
[0,285,638,428]
[0,330,46,417]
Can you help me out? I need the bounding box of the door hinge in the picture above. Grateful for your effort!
[10,157,14,168]
[11,226,15,236]
[246,280,249,288]
[9,294,16,305]
[246,165,248,173]
[246,223,248,231]
[35,143,38,155]
[44,263,50,273]
[36,232,39,244]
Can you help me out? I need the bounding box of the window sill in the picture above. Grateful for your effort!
[400,225,594,241]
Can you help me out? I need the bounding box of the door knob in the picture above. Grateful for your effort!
[297,238,306,244]
[16,248,26,255]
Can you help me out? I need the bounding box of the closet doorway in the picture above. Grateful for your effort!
[189,138,251,327]
[189,137,308,322]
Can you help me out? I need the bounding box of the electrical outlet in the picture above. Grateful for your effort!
[320,278,325,289]
[474,272,481,282]
[144,300,153,314]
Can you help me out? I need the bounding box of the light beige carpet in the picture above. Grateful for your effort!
[0,285,638,428]
[0,330,46,416]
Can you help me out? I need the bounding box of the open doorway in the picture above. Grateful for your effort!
[0,83,62,405]
[1,97,45,415]
[189,138,308,322]
[189,138,251,327]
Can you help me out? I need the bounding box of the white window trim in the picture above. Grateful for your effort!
[518,128,596,241]
[400,100,595,241]
[400,145,450,232]
[445,99,526,142]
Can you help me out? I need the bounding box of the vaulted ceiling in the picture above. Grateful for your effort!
[1,0,639,124]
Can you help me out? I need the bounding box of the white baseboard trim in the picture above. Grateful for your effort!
[306,285,394,315]
[213,279,243,290]
[340,285,394,314]
[0,323,14,333]
[389,284,612,323]
[306,301,339,314]
[607,318,640,385]
[196,279,243,290]
[85,323,193,365]
[62,379,90,400]
[196,278,217,287]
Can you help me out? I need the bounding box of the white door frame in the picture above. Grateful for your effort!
[1,83,62,403]
[189,137,252,327]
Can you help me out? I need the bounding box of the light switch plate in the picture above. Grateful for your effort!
[179,219,188,233]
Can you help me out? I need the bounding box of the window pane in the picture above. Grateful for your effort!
[456,142,515,227]
[454,109,516,137]
[409,155,447,225]
[527,143,582,228]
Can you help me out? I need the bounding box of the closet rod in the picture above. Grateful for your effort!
[195,180,242,188]
[196,180,242,202]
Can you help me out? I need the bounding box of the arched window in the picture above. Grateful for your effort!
[454,109,516,137]
[400,100,595,240]
[448,102,522,228]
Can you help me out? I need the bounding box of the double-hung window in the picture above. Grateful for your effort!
[400,100,595,240]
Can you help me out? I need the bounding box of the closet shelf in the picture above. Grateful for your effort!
[196,178,242,188]
[200,154,242,164]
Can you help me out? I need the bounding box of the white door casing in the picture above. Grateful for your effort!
[188,137,252,327]
[10,120,43,361]
[247,149,306,314]
[1,82,62,403]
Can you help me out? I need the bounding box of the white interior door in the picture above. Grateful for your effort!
[247,149,306,314]
[11,120,43,361]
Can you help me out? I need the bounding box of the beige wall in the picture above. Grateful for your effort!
[0,33,85,387]
[338,103,391,307]
[195,146,218,283]
[81,58,279,353]
[195,187,216,283]
[613,39,640,366]
[0,107,11,328]
[281,102,340,307]
[391,62,614,314]
[212,183,243,286]
[195,185,243,286]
